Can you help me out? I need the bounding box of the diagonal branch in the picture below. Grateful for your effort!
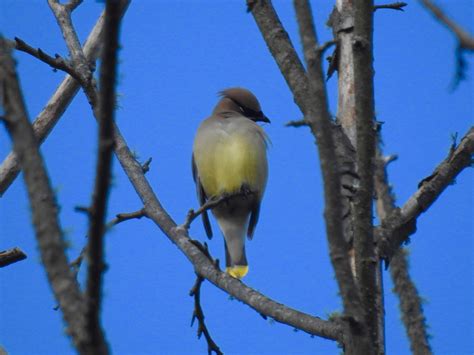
[420,0,474,50]
[84,1,123,353]
[377,126,474,260]
[0,37,89,353]
[0,247,27,268]
[0,3,131,196]
[420,0,474,87]
[14,37,80,80]
[47,0,91,85]
[374,148,432,354]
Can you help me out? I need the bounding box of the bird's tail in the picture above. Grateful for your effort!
[217,216,249,279]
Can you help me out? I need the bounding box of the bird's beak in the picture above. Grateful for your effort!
[255,113,271,123]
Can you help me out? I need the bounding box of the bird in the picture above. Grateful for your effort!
[192,88,270,279]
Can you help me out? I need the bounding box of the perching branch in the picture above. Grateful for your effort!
[180,190,256,231]
[374,148,432,354]
[0,37,89,353]
[84,1,123,353]
[0,247,27,268]
[0,3,130,196]
[377,126,474,261]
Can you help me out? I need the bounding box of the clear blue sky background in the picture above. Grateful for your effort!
[1,1,472,354]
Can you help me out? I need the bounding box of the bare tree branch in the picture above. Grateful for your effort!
[0,37,89,353]
[180,190,256,231]
[285,118,309,127]
[377,126,474,261]
[420,0,474,88]
[68,208,146,286]
[190,275,223,355]
[47,0,91,85]
[293,1,368,351]
[0,247,27,268]
[390,249,432,355]
[189,242,223,355]
[84,1,123,353]
[0,3,131,196]
[420,0,474,51]
[374,148,432,354]
[351,1,380,353]
[14,37,80,80]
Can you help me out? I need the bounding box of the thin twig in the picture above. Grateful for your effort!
[285,119,309,128]
[14,37,81,81]
[68,208,146,286]
[373,2,407,12]
[0,37,88,353]
[0,247,27,268]
[84,1,123,353]
[141,157,152,173]
[317,40,337,55]
[189,243,223,355]
[179,190,256,231]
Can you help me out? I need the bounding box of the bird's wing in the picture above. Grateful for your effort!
[192,154,213,239]
[247,202,260,240]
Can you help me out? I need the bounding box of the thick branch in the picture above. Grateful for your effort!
[377,126,474,260]
[84,1,123,353]
[374,149,432,355]
[0,3,131,196]
[250,0,362,331]
[0,37,89,353]
[0,247,27,268]
[352,1,379,353]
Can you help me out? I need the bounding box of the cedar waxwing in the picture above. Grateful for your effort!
[192,88,270,279]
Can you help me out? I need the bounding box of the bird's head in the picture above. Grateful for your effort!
[215,87,271,123]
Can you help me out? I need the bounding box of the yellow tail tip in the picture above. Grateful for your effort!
[226,265,249,279]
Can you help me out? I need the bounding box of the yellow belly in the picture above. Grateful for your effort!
[197,134,267,198]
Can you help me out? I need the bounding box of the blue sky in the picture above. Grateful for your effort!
[1,1,472,354]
